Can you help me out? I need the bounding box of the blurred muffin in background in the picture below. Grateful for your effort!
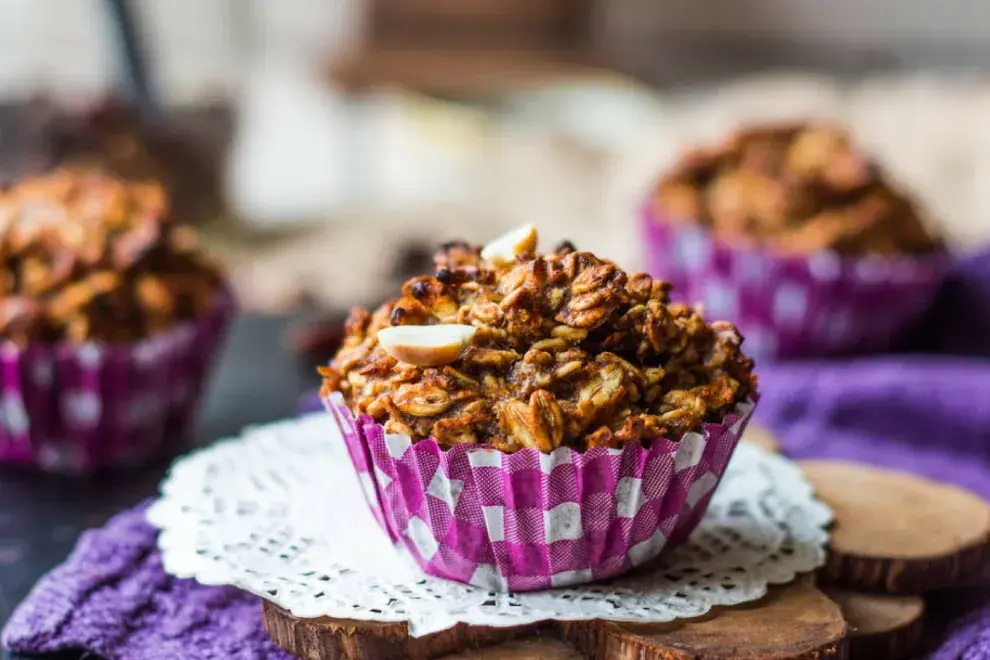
[654,122,941,255]
[0,168,233,473]
[643,121,950,360]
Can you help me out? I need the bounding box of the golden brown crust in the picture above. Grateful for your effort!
[652,122,942,256]
[0,168,225,343]
[321,241,756,452]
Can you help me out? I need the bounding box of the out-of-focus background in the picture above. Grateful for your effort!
[3,0,990,313]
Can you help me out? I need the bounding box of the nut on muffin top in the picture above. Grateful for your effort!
[0,168,225,344]
[320,226,756,453]
[653,122,942,256]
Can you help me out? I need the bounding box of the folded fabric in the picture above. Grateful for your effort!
[758,356,990,497]
[2,502,291,660]
[925,588,990,660]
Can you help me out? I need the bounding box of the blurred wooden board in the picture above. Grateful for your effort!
[328,48,611,95]
[369,0,591,51]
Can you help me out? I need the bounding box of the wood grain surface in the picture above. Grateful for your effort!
[826,589,924,660]
[802,460,990,593]
[263,576,849,659]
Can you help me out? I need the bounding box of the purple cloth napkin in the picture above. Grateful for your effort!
[6,250,990,659]
[2,501,289,659]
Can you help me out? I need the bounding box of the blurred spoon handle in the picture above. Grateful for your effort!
[104,0,158,115]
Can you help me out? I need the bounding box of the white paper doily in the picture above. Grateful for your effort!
[148,413,831,638]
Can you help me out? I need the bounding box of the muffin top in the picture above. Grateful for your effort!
[320,226,756,453]
[653,122,942,256]
[0,168,224,344]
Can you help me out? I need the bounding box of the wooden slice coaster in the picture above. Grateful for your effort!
[263,575,849,659]
[825,590,924,660]
[561,576,848,660]
[801,460,990,593]
[741,425,782,454]
[261,600,547,660]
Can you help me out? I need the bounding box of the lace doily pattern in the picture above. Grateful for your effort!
[148,413,831,638]
[325,392,758,591]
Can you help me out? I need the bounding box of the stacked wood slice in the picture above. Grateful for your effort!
[262,427,990,659]
[800,458,990,660]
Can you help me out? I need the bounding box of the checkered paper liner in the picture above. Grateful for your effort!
[641,206,952,360]
[0,291,234,472]
[325,392,757,592]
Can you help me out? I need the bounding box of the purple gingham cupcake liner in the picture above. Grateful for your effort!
[641,204,952,360]
[324,391,757,592]
[0,290,234,473]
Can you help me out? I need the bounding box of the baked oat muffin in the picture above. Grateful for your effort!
[321,227,756,453]
[0,168,225,345]
[653,122,942,256]
[0,168,233,472]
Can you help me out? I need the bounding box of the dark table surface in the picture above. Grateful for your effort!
[0,314,316,659]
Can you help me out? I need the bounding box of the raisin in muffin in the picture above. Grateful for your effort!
[0,168,225,345]
[654,122,942,256]
[321,227,755,453]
